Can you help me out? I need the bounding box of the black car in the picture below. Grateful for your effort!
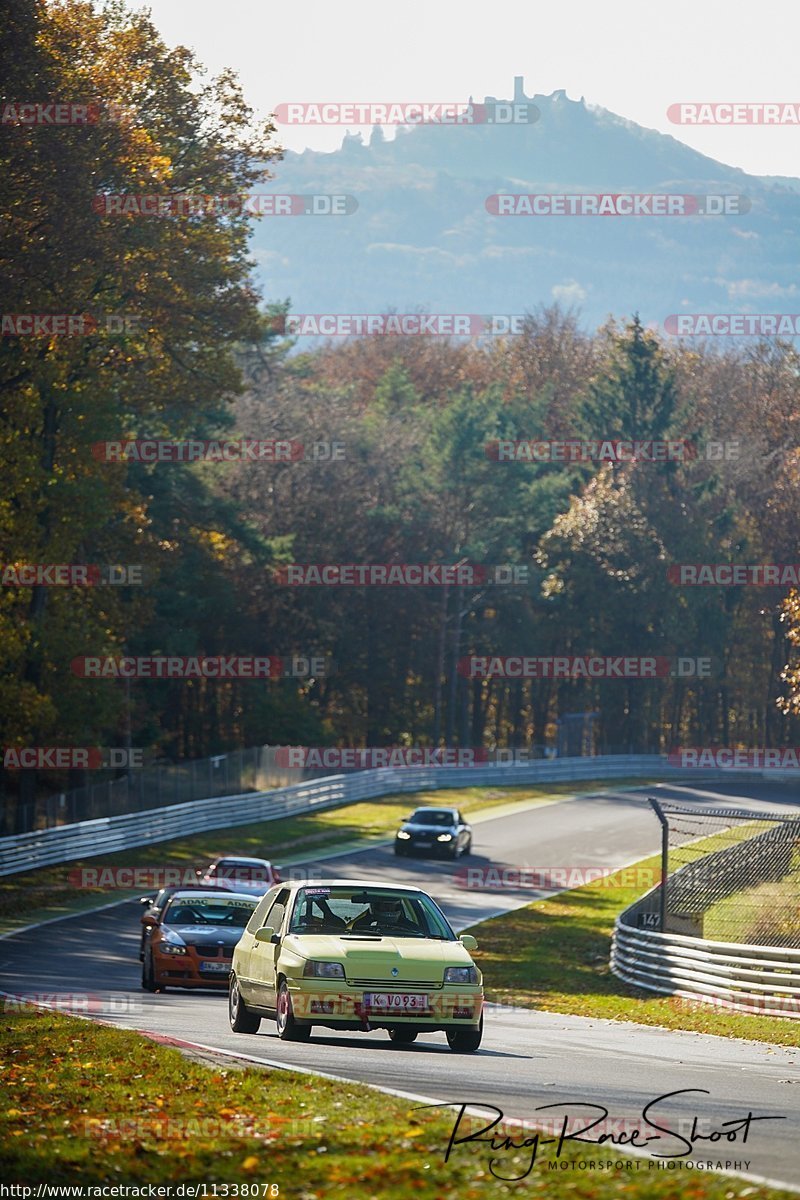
[394,806,472,859]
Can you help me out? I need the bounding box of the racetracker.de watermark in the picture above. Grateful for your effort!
[486,194,749,216]
[1,563,143,585]
[668,747,800,769]
[665,314,800,337]
[668,563,800,585]
[269,314,527,337]
[276,746,493,769]
[274,564,527,585]
[670,994,800,1017]
[92,440,346,463]
[459,656,712,679]
[667,102,800,124]
[3,992,141,1015]
[83,1115,319,1142]
[67,865,322,888]
[1,101,129,125]
[455,866,660,890]
[70,655,330,679]
[275,746,683,769]
[485,439,726,463]
[92,193,357,216]
[3,747,143,769]
[273,101,539,125]
[1,313,142,336]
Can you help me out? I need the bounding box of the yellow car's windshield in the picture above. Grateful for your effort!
[288,886,455,939]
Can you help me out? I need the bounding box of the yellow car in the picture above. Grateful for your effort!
[229,880,484,1051]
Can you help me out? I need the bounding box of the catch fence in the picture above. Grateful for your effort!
[612,799,800,1015]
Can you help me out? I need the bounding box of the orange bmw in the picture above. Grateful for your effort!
[141,889,258,991]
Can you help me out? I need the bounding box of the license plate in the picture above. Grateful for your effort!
[199,961,230,973]
[415,841,431,848]
[363,993,429,1010]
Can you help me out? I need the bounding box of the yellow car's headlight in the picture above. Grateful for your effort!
[444,966,478,984]
[303,960,345,978]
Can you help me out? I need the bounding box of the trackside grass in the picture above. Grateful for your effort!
[466,850,800,1046]
[0,778,648,933]
[703,864,800,947]
[0,1007,795,1198]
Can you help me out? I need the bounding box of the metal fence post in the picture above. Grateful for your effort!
[650,797,669,933]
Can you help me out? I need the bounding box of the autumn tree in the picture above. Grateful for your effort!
[0,0,281,827]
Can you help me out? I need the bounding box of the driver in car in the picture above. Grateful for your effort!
[350,896,418,934]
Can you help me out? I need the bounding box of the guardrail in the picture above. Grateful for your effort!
[611,912,800,1019]
[1,753,692,876]
[611,796,800,1017]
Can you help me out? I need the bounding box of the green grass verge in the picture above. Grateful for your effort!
[703,860,800,947]
[0,779,648,935]
[660,818,800,948]
[467,849,800,1047]
[0,1008,794,1197]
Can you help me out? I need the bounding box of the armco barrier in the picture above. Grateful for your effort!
[611,915,800,1018]
[0,753,706,876]
[611,798,800,1016]
[1,755,788,878]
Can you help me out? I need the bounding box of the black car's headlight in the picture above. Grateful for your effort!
[437,833,453,841]
[396,830,411,840]
[444,966,479,984]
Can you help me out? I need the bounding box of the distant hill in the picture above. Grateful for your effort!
[250,78,800,336]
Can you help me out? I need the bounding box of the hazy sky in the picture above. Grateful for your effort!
[132,0,797,177]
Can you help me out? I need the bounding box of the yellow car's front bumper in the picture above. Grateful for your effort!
[286,978,483,1030]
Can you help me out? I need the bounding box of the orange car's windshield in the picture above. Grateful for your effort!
[163,899,255,927]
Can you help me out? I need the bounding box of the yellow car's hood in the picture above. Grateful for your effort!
[284,934,476,983]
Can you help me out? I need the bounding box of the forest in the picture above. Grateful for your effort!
[3,0,800,824]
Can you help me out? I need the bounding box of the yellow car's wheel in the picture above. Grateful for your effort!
[276,978,311,1041]
[229,974,261,1034]
[446,1014,483,1052]
[388,1026,418,1044]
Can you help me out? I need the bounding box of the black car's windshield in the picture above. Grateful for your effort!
[409,810,454,825]
[163,897,256,927]
[288,886,455,939]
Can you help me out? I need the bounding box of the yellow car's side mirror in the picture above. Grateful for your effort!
[459,934,478,950]
[254,926,276,943]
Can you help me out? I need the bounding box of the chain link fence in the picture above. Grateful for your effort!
[654,800,800,948]
[1,747,321,835]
